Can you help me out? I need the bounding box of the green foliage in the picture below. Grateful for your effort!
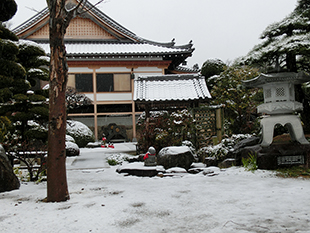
[0,39,19,60]
[107,159,119,166]
[0,39,49,143]
[106,154,129,166]
[241,0,310,73]
[137,109,196,153]
[210,65,262,135]
[0,24,18,41]
[13,94,28,101]
[0,0,17,22]
[242,153,258,172]
[276,166,310,178]
[201,58,226,90]
[0,116,11,143]
[201,59,226,79]
[5,139,47,182]
[197,134,253,161]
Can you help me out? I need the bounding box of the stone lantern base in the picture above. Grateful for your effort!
[260,114,309,147]
[236,143,310,170]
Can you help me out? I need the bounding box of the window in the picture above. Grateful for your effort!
[75,74,93,92]
[96,74,113,92]
[96,73,131,92]
[97,104,132,113]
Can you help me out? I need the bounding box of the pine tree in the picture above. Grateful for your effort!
[0,30,49,143]
[0,0,17,22]
[242,0,310,73]
[240,0,310,132]
[201,59,226,90]
[0,0,27,143]
[13,40,50,141]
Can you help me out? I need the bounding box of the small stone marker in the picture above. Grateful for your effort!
[144,146,156,166]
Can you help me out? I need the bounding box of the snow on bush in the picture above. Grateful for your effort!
[106,153,130,166]
[197,134,253,161]
[66,120,95,148]
[65,141,80,156]
[65,134,80,156]
[66,135,75,143]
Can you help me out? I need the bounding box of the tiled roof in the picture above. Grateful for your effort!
[134,74,211,102]
[35,41,192,57]
[12,1,193,51]
[12,8,49,35]
[243,72,310,87]
[174,66,200,73]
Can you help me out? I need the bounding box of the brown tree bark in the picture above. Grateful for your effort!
[46,0,85,202]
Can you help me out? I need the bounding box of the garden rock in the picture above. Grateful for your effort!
[0,145,20,193]
[126,154,144,163]
[257,143,310,170]
[188,163,206,174]
[66,120,95,148]
[204,157,218,167]
[235,144,262,166]
[86,142,101,148]
[232,136,261,163]
[157,146,195,170]
[218,158,236,168]
[202,166,220,176]
[116,162,165,177]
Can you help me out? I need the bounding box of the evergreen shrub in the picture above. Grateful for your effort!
[136,109,195,153]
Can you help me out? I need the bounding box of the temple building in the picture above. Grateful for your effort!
[13,0,198,141]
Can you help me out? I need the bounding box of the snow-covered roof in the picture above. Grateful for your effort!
[134,74,211,103]
[243,72,310,88]
[12,0,194,69]
[173,65,200,74]
[34,41,192,57]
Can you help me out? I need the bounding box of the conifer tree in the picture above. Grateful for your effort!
[242,0,310,73]
[0,0,27,143]
[12,40,50,141]
[241,0,310,132]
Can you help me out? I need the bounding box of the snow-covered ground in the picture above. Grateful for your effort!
[1,143,310,233]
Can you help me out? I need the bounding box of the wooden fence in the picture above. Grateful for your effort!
[193,106,224,149]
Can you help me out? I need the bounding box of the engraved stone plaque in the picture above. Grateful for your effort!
[277,155,304,165]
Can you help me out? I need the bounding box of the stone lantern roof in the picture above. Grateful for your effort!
[243,72,310,88]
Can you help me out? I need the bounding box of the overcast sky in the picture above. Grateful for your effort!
[9,0,298,68]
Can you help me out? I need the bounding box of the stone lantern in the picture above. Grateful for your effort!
[243,72,310,147]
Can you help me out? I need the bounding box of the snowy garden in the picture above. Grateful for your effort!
[2,0,310,232]
[1,143,310,232]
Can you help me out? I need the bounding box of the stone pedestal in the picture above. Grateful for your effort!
[237,143,310,170]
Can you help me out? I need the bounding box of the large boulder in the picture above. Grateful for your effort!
[0,145,20,193]
[157,146,195,170]
[232,136,261,163]
[66,120,95,148]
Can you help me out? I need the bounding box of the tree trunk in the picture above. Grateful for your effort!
[46,0,69,202]
[286,52,297,72]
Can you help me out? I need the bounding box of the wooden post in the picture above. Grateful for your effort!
[145,104,150,130]
[216,108,222,143]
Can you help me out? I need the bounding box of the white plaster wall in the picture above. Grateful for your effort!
[95,67,131,72]
[84,93,95,101]
[134,72,163,78]
[68,67,93,72]
[134,67,162,72]
[96,93,132,101]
